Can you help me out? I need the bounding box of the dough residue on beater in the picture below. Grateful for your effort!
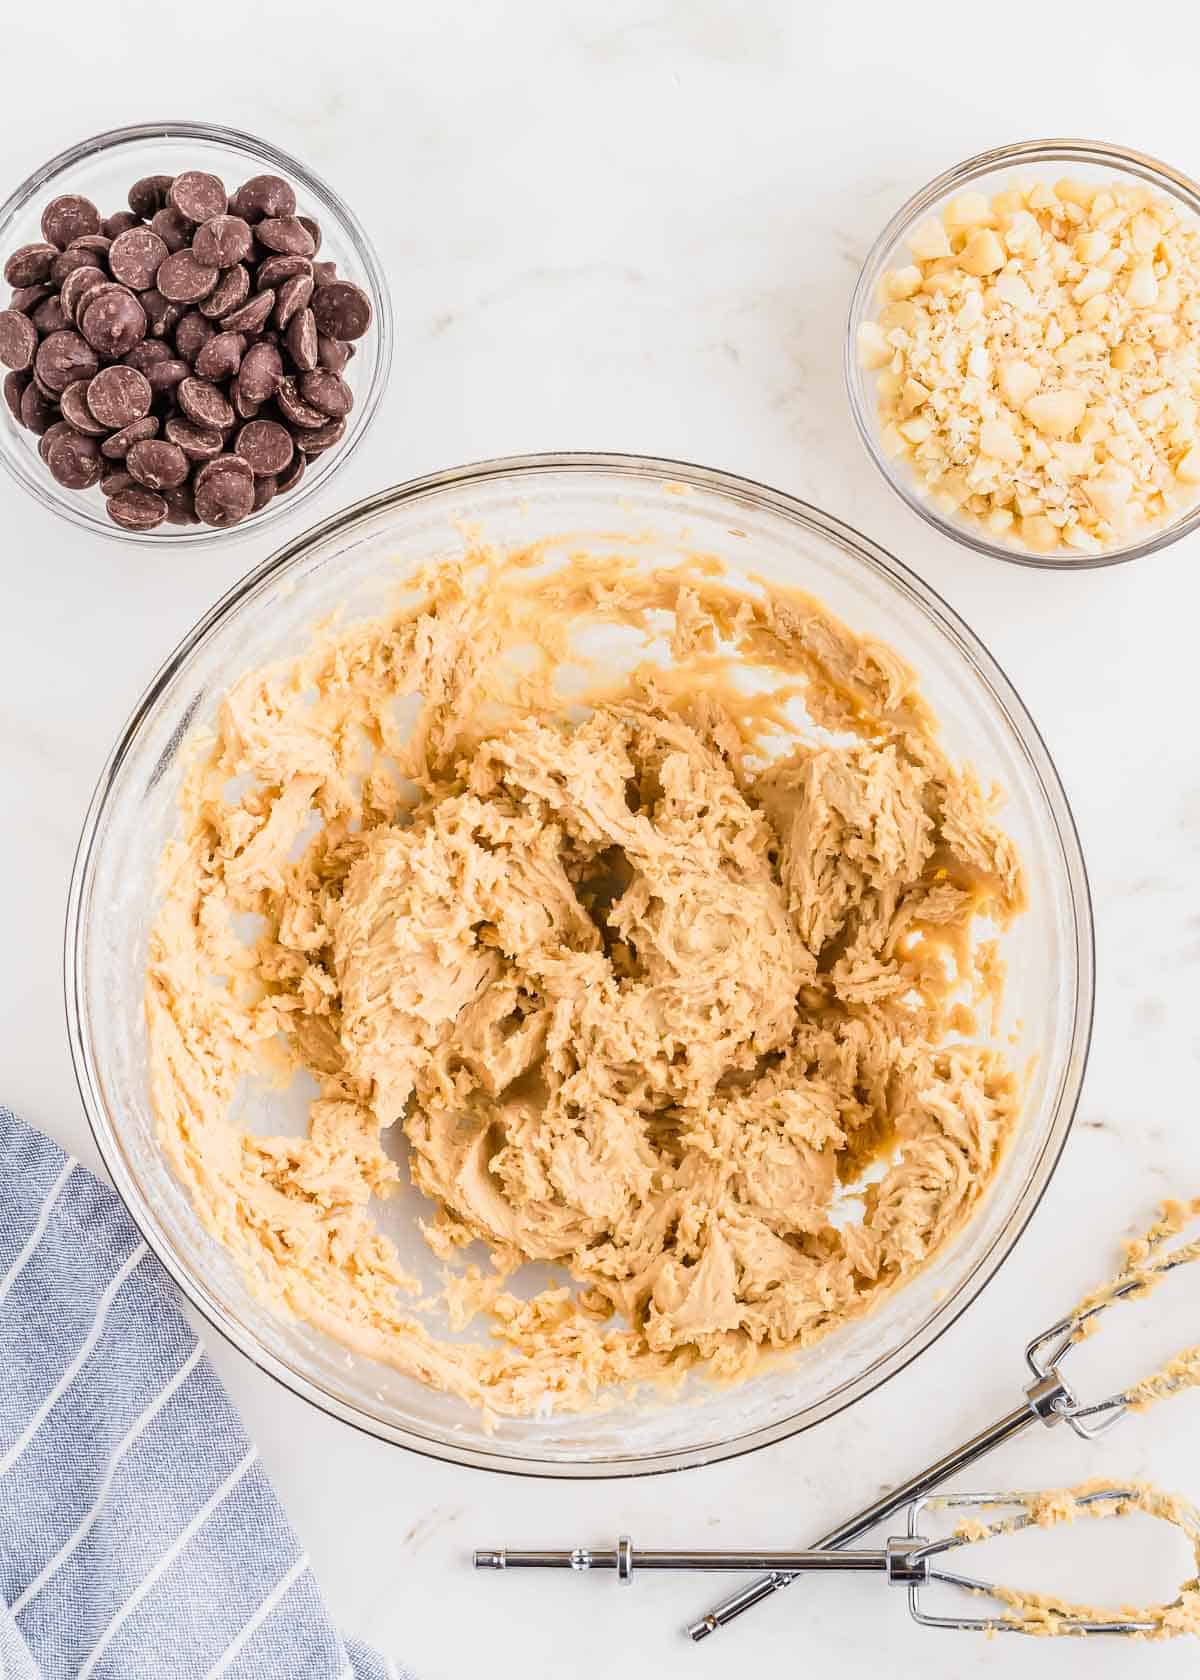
[953,1480,1200,1639]
[146,542,1025,1418]
[1070,1196,1200,1412]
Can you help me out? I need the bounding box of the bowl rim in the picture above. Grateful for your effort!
[0,118,393,547]
[64,450,1096,1477]
[845,136,1200,570]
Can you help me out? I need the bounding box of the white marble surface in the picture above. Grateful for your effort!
[3,2,1200,1674]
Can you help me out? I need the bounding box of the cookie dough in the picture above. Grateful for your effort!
[146,542,1025,1418]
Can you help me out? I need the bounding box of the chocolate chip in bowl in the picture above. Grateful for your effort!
[0,121,391,543]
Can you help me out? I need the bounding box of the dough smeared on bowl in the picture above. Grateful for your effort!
[147,544,1025,1419]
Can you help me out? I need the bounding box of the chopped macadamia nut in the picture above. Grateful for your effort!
[998,359,1041,406]
[960,228,1006,275]
[944,191,994,231]
[908,217,951,260]
[857,320,890,369]
[886,265,923,300]
[1024,388,1087,437]
[979,419,1022,461]
[862,173,1200,553]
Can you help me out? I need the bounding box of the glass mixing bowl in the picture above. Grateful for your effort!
[65,453,1094,1476]
[846,139,1200,569]
[0,120,392,547]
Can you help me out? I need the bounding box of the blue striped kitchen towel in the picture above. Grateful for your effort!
[0,1106,414,1680]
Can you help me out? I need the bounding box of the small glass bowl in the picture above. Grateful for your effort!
[846,138,1200,570]
[0,120,392,546]
[66,453,1094,1477]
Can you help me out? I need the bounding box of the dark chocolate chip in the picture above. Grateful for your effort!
[164,415,225,459]
[127,437,190,490]
[122,340,172,372]
[100,415,159,459]
[108,227,169,290]
[274,375,326,429]
[168,171,228,225]
[285,306,318,372]
[256,254,311,291]
[298,368,353,418]
[31,296,69,335]
[297,215,321,254]
[8,284,51,314]
[145,358,190,396]
[67,234,112,263]
[71,279,126,313]
[60,380,110,435]
[312,261,338,286]
[18,379,56,434]
[255,216,315,257]
[194,454,254,526]
[231,174,296,224]
[34,328,99,392]
[128,175,175,219]
[178,376,234,430]
[196,450,252,482]
[103,211,141,240]
[198,263,250,320]
[46,425,103,489]
[86,364,153,429]
[80,288,147,357]
[174,310,216,361]
[41,194,101,249]
[311,281,372,341]
[251,473,277,512]
[149,207,192,254]
[237,340,283,403]
[39,419,73,463]
[234,418,293,475]
[0,310,38,371]
[50,246,105,287]
[4,243,59,287]
[156,249,219,304]
[99,466,135,496]
[315,333,350,373]
[162,482,198,524]
[274,272,313,331]
[195,330,246,381]
[296,415,347,454]
[139,287,184,339]
[231,379,260,420]
[192,215,253,270]
[3,369,29,422]
[106,487,167,530]
[276,449,305,493]
[59,265,106,323]
[218,289,274,335]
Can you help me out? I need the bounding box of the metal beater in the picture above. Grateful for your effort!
[475,1484,1195,1637]
[684,1203,1198,1640]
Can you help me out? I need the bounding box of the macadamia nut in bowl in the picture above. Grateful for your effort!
[847,139,1200,567]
